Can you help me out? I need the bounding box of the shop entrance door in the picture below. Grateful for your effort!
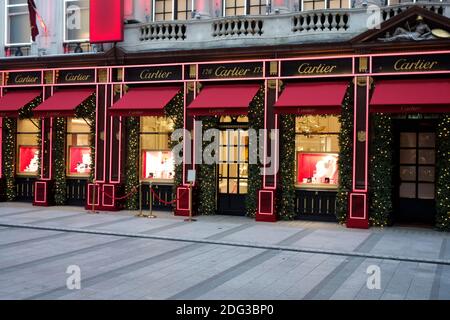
[217,124,249,216]
[394,120,436,224]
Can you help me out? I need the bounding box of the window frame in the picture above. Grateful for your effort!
[301,0,352,11]
[139,116,175,183]
[294,115,341,189]
[4,0,32,46]
[66,117,92,178]
[63,0,90,43]
[153,0,175,21]
[174,0,194,20]
[223,0,268,17]
[16,118,40,176]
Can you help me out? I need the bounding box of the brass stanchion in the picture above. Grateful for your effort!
[147,181,157,218]
[184,183,196,222]
[136,181,156,218]
[90,183,98,214]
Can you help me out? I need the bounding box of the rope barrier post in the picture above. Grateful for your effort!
[138,181,143,217]
[90,182,98,214]
[184,182,196,222]
[147,181,157,218]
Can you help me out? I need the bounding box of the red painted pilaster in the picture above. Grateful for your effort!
[347,75,370,229]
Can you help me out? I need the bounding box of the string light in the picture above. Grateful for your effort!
[336,84,354,224]
[3,117,17,201]
[53,117,67,205]
[246,86,264,218]
[369,113,393,227]
[436,114,450,231]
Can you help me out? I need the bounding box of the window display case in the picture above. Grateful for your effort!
[18,146,39,174]
[297,152,339,188]
[68,147,91,175]
[142,150,174,181]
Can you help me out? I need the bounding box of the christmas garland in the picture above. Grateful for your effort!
[436,114,450,231]
[197,116,218,216]
[336,84,354,224]
[3,118,17,201]
[53,118,67,205]
[19,96,43,178]
[246,86,265,218]
[165,91,184,195]
[277,114,296,220]
[369,114,393,227]
[74,94,96,183]
[124,116,140,210]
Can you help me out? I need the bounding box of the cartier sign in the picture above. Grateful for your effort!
[124,66,182,82]
[372,54,450,73]
[198,62,264,79]
[7,71,41,85]
[281,58,353,77]
[57,69,95,84]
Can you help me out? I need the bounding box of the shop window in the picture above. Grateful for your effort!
[16,119,40,175]
[64,0,90,42]
[5,0,31,45]
[295,116,340,188]
[140,116,175,181]
[67,118,91,177]
[154,0,173,21]
[176,0,193,20]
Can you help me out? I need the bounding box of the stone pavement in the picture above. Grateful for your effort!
[0,202,449,300]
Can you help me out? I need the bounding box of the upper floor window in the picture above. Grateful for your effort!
[176,0,193,20]
[224,0,267,16]
[64,0,90,42]
[154,0,173,21]
[301,0,350,10]
[5,0,31,45]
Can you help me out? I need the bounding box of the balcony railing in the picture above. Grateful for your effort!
[4,45,32,57]
[120,2,449,53]
[292,11,350,33]
[212,18,264,37]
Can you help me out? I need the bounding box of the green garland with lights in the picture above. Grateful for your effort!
[19,96,43,178]
[336,84,354,224]
[165,91,185,196]
[197,116,218,216]
[369,114,393,227]
[3,118,17,201]
[53,118,67,205]
[246,87,265,218]
[124,116,140,210]
[436,114,450,231]
[277,114,296,220]
[74,94,96,183]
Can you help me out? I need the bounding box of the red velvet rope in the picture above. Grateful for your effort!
[101,185,139,201]
[99,184,189,205]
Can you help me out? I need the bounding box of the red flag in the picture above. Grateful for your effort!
[27,0,39,41]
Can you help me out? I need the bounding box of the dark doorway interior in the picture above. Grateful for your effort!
[393,118,437,225]
[217,116,248,216]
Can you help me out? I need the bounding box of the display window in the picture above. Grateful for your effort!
[66,118,91,177]
[140,116,175,182]
[295,116,340,188]
[16,119,40,175]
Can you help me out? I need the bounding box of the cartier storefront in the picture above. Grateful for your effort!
[1,8,450,229]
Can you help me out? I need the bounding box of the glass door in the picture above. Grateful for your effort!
[395,120,436,224]
[217,128,249,215]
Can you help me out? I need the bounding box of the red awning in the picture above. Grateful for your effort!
[371,79,450,113]
[33,89,94,117]
[187,84,260,116]
[109,87,180,116]
[0,90,41,117]
[274,82,348,115]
